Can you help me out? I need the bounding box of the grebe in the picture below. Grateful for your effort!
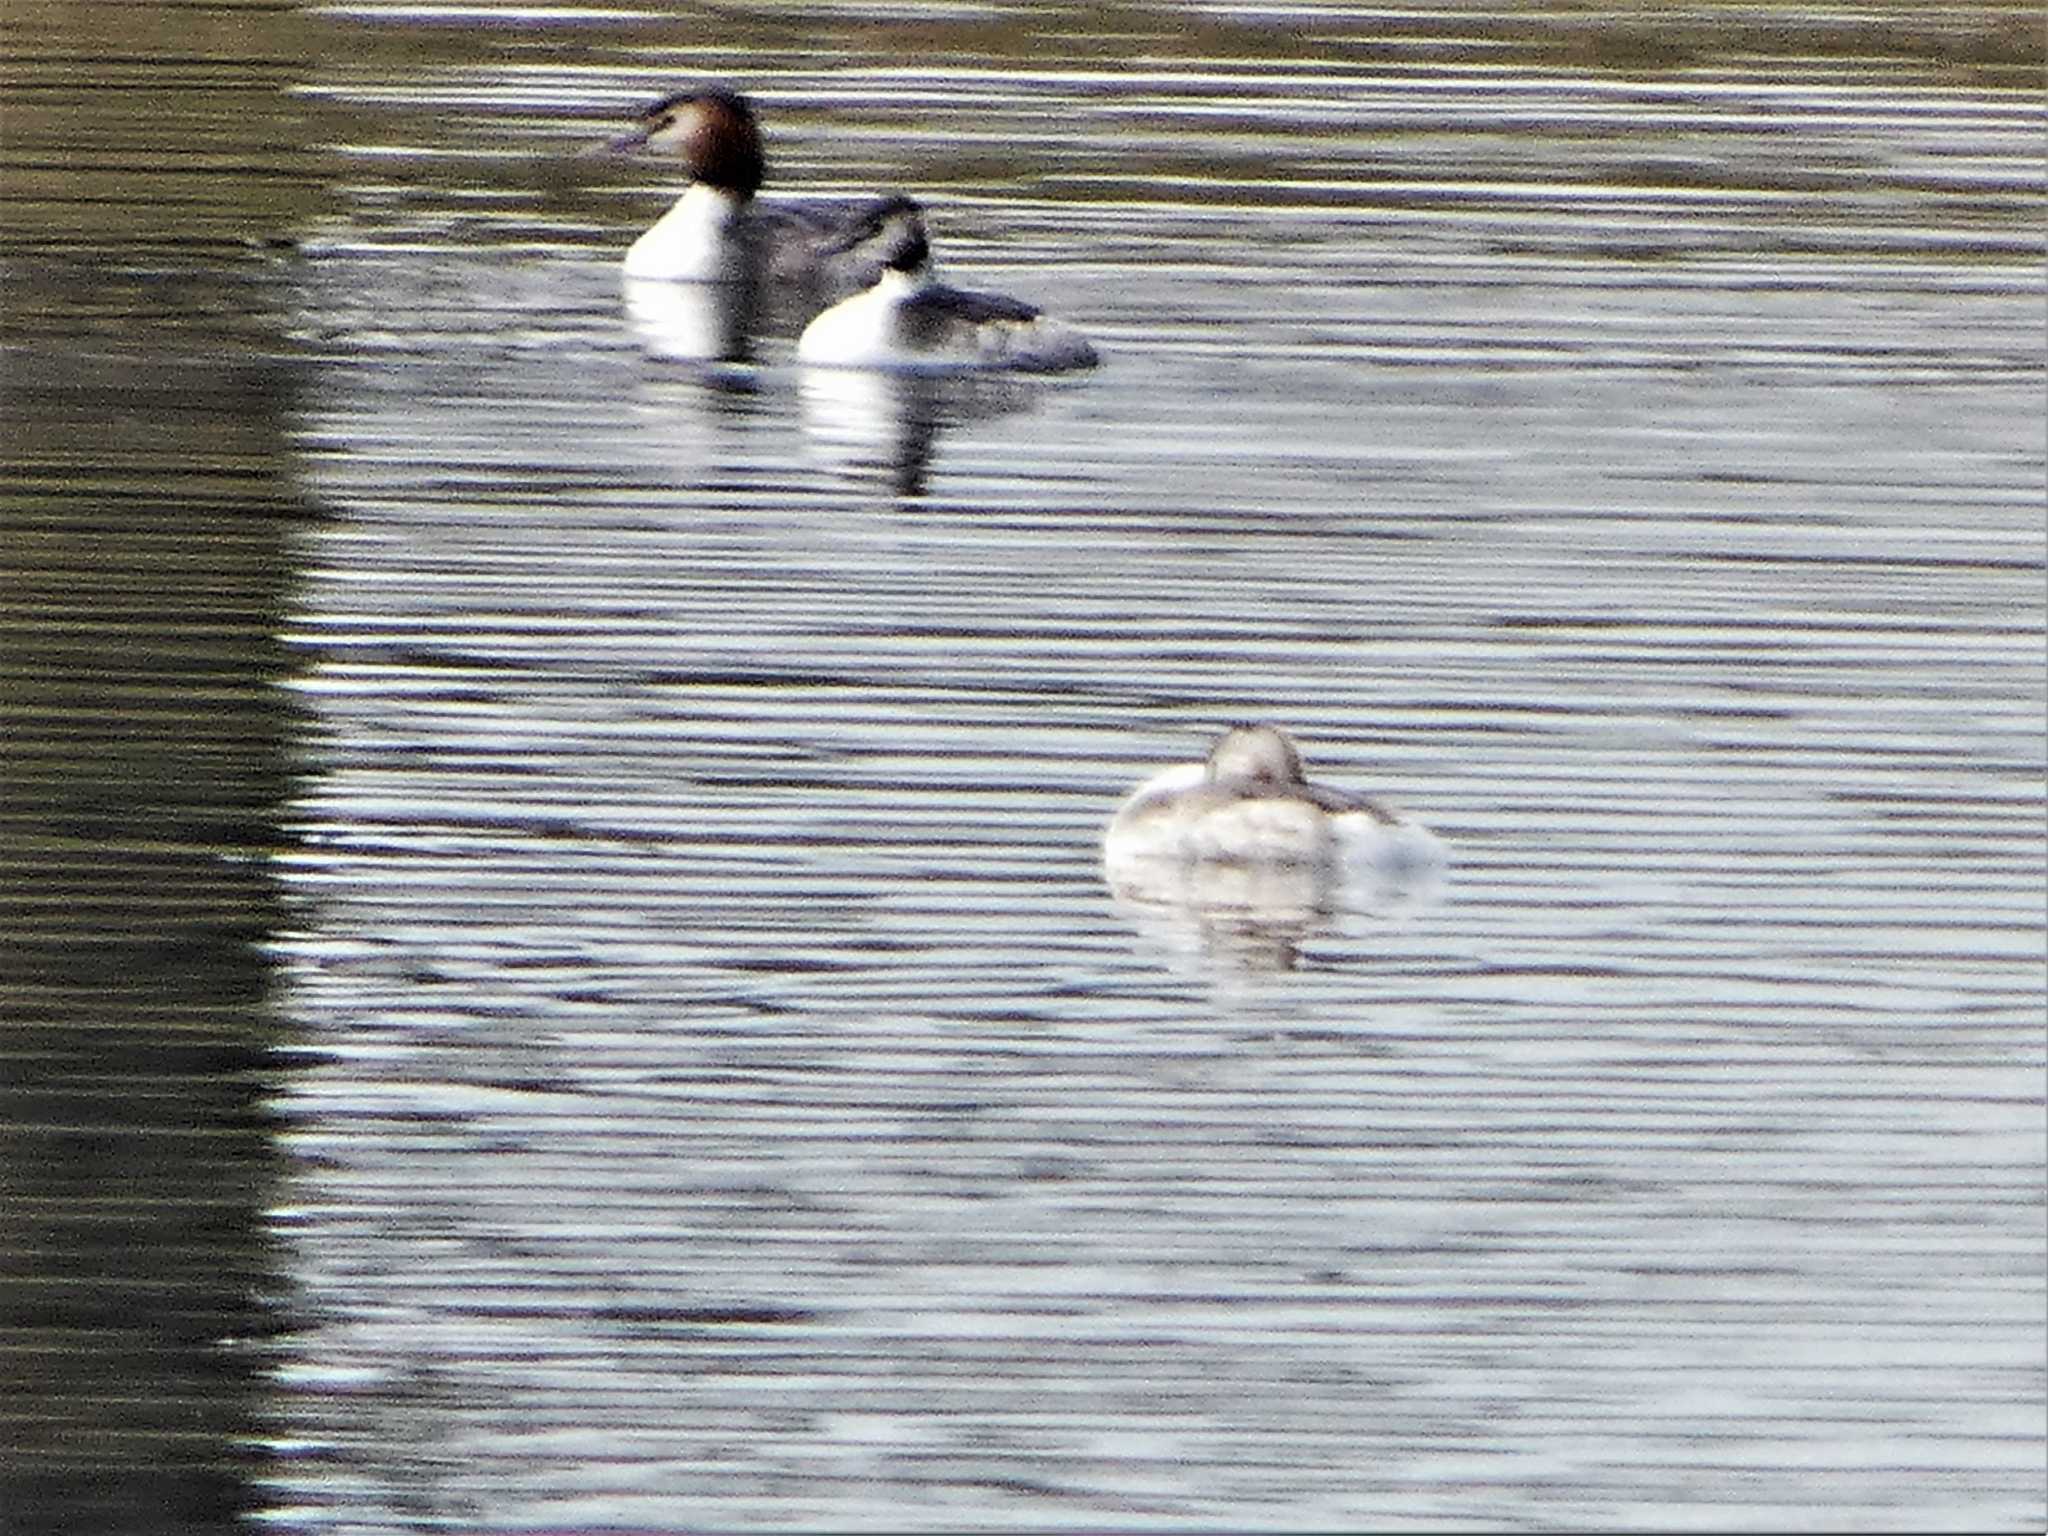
[1104,725,1425,868]
[607,86,883,302]
[796,195,1097,373]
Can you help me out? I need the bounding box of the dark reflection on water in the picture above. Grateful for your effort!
[0,279,303,1529]
[1,0,2043,1531]
[2,6,321,1526]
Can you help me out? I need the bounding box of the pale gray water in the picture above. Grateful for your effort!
[1,2,2042,1532]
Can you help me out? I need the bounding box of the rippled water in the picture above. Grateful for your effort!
[2,2,2043,1531]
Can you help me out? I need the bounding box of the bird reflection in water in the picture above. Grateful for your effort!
[622,276,758,366]
[798,369,1043,497]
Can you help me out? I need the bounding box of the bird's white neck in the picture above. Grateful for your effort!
[873,265,931,301]
[623,184,751,281]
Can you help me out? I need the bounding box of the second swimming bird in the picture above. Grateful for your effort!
[796,196,1098,373]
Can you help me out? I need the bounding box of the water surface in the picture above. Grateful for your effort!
[1,2,2042,1531]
